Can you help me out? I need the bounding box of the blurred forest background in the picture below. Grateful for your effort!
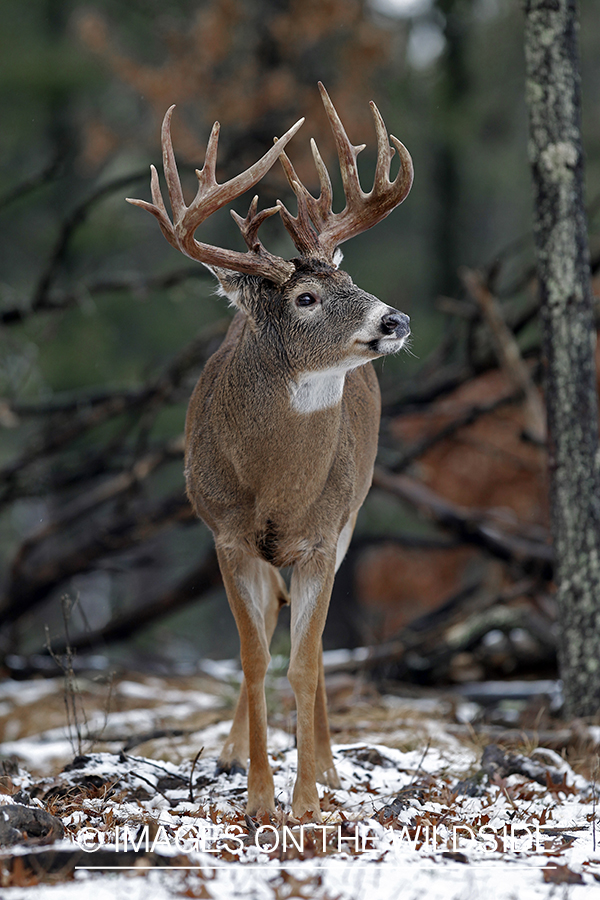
[1,0,599,685]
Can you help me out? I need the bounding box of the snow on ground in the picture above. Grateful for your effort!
[0,669,599,898]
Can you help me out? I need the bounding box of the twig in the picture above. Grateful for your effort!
[44,595,91,757]
[410,739,431,785]
[593,756,598,853]
[189,747,205,805]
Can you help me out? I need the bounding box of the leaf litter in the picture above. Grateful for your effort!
[0,669,599,898]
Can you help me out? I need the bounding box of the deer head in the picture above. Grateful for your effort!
[127,84,413,390]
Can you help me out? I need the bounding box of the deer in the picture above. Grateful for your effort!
[127,83,413,822]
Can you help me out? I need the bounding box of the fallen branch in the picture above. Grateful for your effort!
[0,319,227,505]
[385,389,523,473]
[1,492,196,626]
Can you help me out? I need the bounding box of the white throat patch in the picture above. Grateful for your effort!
[289,368,346,414]
[289,357,368,414]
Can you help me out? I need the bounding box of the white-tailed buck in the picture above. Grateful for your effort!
[127,83,412,821]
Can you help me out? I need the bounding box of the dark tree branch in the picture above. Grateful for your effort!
[0,319,228,506]
[372,466,553,568]
[1,267,210,327]
[1,492,195,626]
[0,153,65,212]
[43,548,221,655]
[383,389,523,473]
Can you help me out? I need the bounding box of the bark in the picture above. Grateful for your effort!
[524,0,600,715]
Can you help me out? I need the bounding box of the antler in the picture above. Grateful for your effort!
[277,82,413,262]
[126,107,304,283]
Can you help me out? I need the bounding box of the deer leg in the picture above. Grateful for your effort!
[314,645,341,788]
[287,562,336,822]
[312,511,358,788]
[216,550,287,815]
[218,563,289,775]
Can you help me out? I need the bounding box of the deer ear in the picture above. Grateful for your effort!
[205,265,247,311]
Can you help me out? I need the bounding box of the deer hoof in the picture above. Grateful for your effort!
[216,759,246,777]
[317,765,341,790]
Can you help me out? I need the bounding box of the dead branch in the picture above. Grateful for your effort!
[43,548,220,655]
[1,492,196,626]
[1,267,210,328]
[0,153,64,211]
[383,389,523,473]
[13,436,185,560]
[461,267,546,442]
[1,171,149,325]
[323,578,537,676]
[0,319,227,505]
[372,466,553,567]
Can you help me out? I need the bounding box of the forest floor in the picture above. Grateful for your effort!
[0,657,599,899]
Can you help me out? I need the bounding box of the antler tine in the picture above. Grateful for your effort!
[316,83,413,255]
[317,82,366,205]
[176,114,305,249]
[231,195,280,252]
[370,100,413,205]
[309,138,334,225]
[276,150,321,256]
[273,83,413,263]
[127,108,305,282]
[370,101,395,195]
[196,120,221,192]
[126,163,179,251]
[161,105,187,225]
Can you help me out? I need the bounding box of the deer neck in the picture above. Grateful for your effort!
[225,327,347,440]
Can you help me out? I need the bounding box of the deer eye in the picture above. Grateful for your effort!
[296,292,319,308]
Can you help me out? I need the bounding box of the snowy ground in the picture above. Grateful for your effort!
[0,664,599,898]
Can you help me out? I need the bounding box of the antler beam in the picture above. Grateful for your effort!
[127,109,304,283]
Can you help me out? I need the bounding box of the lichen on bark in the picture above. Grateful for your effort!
[524,0,600,716]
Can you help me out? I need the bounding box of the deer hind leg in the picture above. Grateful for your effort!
[216,549,289,815]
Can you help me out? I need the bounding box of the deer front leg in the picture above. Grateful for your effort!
[216,550,282,815]
[218,563,289,777]
[287,562,336,822]
[314,646,341,789]
[311,509,358,789]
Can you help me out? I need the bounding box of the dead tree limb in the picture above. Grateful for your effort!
[384,389,523,473]
[461,267,546,442]
[0,319,227,506]
[43,548,221,655]
[1,492,195,626]
[372,466,553,568]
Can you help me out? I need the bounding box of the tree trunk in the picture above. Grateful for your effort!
[524,0,600,716]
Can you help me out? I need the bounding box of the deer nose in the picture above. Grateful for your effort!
[380,311,410,338]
